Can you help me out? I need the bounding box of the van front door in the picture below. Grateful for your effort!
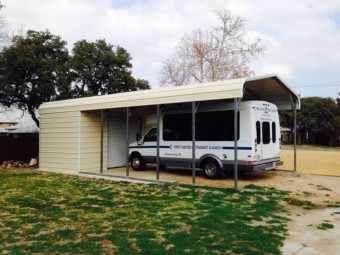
[142,128,158,163]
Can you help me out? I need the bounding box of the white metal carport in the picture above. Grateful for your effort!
[39,74,300,189]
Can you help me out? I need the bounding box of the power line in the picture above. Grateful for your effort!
[292,84,340,88]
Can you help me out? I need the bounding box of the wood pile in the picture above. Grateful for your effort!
[2,158,38,169]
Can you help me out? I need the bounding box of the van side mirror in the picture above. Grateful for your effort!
[136,132,141,142]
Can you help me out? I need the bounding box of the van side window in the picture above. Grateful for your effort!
[163,110,239,141]
[163,114,192,141]
[196,111,239,141]
[262,122,270,144]
[144,128,158,142]
[272,122,276,143]
[256,121,261,144]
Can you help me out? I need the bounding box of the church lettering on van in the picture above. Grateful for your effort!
[255,106,277,113]
[172,145,223,150]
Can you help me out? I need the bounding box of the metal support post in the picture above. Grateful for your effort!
[233,98,239,190]
[126,107,132,177]
[289,94,298,175]
[100,109,105,174]
[191,102,200,185]
[293,103,297,174]
[156,105,161,181]
[192,102,196,185]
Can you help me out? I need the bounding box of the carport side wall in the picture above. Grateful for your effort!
[39,109,79,172]
[39,108,107,173]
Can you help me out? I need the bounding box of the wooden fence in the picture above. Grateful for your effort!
[0,134,39,163]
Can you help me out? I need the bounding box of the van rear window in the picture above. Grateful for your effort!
[262,122,270,144]
[256,121,261,144]
[272,122,276,143]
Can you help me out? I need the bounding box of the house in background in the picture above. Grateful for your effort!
[0,121,18,134]
[0,107,39,135]
[280,127,291,144]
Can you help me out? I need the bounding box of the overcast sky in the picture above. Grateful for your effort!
[2,0,340,99]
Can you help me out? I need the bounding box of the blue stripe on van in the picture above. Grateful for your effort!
[223,146,252,150]
[129,146,170,149]
[129,145,252,150]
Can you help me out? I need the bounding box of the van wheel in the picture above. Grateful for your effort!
[202,159,222,179]
[130,154,146,171]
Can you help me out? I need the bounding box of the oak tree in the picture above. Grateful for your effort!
[280,97,340,145]
[71,39,150,97]
[0,30,72,127]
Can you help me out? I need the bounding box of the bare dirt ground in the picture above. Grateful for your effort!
[272,148,340,255]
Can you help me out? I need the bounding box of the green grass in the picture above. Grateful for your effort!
[317,220,334,230]
[0,169,291,255]
[285,195,317,210]
[316,185,332,191]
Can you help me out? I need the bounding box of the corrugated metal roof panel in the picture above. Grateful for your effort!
[39,74,299,113]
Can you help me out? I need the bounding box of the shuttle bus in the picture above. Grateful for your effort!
[129,100,283,179]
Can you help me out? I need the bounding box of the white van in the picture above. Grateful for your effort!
[129,100,283,179]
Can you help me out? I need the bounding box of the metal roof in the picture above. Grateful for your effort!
[243,74,300,110]
[39,74,300,112]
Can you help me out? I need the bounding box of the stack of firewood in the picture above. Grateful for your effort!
[2,158,38,169]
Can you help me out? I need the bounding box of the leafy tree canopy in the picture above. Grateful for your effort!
[0,30,71,127]
[71,39,150,98]
[280,97,340,145]
[0,31,150,127]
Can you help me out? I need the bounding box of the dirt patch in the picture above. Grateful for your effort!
[270,148,340,255]
[278,148,340,176]
[282,207,340,255]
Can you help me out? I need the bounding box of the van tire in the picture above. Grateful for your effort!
[130,153,146,171]
[202,159,222,179]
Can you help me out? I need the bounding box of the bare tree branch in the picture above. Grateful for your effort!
[159,9,266,87]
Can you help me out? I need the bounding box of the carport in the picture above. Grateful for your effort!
[39,74,300,189]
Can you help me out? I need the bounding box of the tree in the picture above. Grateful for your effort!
[280,97,340,146]
[0,3,11,49]
[71,39,150,97]
[0,30,72,127]
[159,9,265,87]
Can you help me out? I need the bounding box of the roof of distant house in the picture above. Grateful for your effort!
[0,107,39,133]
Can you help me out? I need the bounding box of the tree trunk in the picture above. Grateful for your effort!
[27,106,40,128]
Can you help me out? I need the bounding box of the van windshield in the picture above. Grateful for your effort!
[144,128,157,142]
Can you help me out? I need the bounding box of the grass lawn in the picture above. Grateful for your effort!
[0,169,290,255]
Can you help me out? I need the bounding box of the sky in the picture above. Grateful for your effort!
[2,0,340,99]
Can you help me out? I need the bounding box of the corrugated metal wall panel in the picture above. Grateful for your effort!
[107,116,140,168]
[39,109,79,172]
